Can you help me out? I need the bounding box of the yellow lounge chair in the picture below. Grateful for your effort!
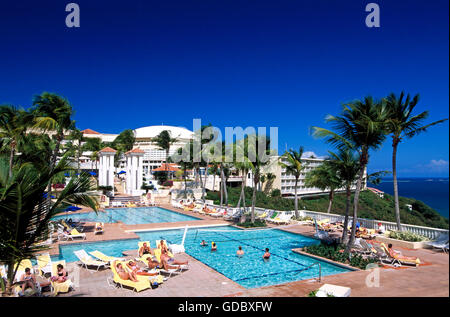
[108,261,151,292]
[50,260,73,295]
[89,250,124,264]
[36,253,52,276]
[381,243,421,267]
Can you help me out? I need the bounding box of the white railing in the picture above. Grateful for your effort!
[299,209,448,240]
[207,202,448,239]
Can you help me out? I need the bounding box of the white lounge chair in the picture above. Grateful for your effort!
[35,253,53,276]
[57,226,86,241]
[426,233,449,253]
[73,250,109,272]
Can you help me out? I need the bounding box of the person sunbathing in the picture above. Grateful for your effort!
[50,264,67,283]
[115,262,138,282]
[139,242,154,257]
[19,268,37,293]
[159,240,170,254]
[146,256,161,270]
[160,248,188,270]
[387,244,420,263]
[126,260,158,276]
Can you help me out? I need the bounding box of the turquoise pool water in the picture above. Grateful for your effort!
[56,226,352,289]
[52,207,200,224]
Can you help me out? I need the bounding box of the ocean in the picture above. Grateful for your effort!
[369,177,449,219]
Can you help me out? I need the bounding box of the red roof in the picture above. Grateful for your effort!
[99,147,117,153]
[82,128,101,135]
[125,147,145,155]
[153,163,180,172]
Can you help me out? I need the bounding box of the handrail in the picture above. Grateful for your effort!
[303,262,322,282]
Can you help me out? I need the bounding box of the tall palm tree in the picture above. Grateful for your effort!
[233,140,252,210]
[153,130,178,178]
[67,128,84,175]
[326,148,360,243]
[312,96,389,250]
[247,135,272,223]
[111,129,135,166]
[278,147,306,219]
[263,172,276,194]
[385,92,448,230]
[304,161,342,213]
[32,92,75,172]
[0,105,33,177]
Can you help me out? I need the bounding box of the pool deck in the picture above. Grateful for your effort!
[48,204,449,297]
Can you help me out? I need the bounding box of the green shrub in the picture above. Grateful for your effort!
[303,243,378,270]
[388,230,428,242]
[237,219,267,228]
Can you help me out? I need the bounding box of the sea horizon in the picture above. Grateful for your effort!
[370,177,449,219]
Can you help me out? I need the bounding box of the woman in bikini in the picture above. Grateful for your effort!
[160,248,188,270]
[115,262,138,282]
[126,260,158,276]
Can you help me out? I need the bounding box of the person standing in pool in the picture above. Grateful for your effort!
[211,242,217,251]
[200,240,207,246]
[263,248,271,260]
[236,246,244,257]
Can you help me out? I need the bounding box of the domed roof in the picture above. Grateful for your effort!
[133,125,193,140]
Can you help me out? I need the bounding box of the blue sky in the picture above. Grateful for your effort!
[0,0,448,177]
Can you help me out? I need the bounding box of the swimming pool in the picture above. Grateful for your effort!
[52,207,200,224]
[56,226,352,289]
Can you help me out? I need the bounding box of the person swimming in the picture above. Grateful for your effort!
[263,248,271,260]
[200,240,207,246]
[211,242,217,251]
[236,246,244,257]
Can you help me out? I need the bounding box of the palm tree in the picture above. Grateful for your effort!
[247,135,273,223]
[111,129,135,166]
[263,172,276,194]
[153,130,178,178]
[0,153,98,295]
[67,128,84,175]
[32,93,75,172]
[312,96,389,250]
[233,141,252,210]
[278,147,306,219]
[304,161,342,213]
[385,92,448,230]
[0,105,33,177]
[326,148,360,243]
[82,137,106,171]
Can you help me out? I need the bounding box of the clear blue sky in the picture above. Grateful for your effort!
[0,0,448,177]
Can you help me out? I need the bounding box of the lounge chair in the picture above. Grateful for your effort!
[50,260,73,295]
[266,211,279,223]
[73,250,109,272]
[57,226,86,241]
[94,222,104,235]
[107,261,151,292]
[426,233,449,253]
[35,253,53,277]
[256,211,268,220]
[89,250,125,264]
[271,213,293,225]
[209,208,226,217]
[380,243,421,267]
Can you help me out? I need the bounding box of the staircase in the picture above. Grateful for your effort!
[109,195,141,206]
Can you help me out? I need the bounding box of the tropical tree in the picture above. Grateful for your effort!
[304,161,342,213]
[0,105,33,177]
[278,147,307,219]
[233,140,252,210]
[153,130,178,177]
[0,153,98,295]
[263,172,276,194]
[82,137,106,170]
[326,148,361,243]
[111,129,135,166]
[312,96,389,250]
[247,135,273,223]
[32,93,75,172]
[67,128,84,175]
[385,92,448,230]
